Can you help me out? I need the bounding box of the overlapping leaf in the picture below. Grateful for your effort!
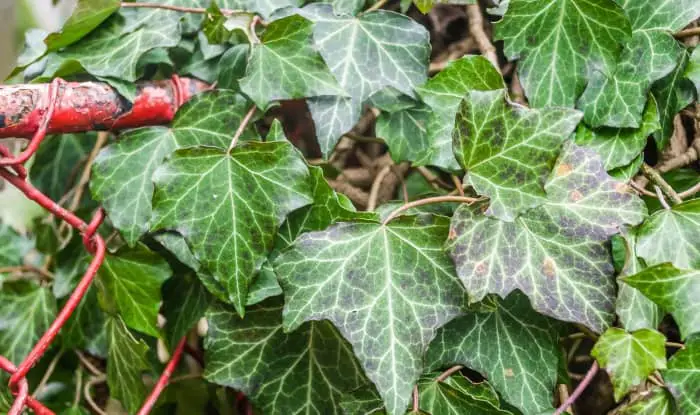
[636,199,700,269]
[45,0,120,51]
[614,387,675,415]
[0,286,56,363]
[161,273,212,348]
[0,224,30,269]
[274,215,466,415]
[453,89,581,221]
[495,0,631,108]
[376,105,432,164]
[204,297,370,414]
[663,336,700,415]
[688,47,700,95]
[425,293,561,414]
[91,91,255,245]
[30,133,96,201]
[591,328,667,401]
[105,315,150,414]
[418,374,515,415]
[448,143,646,332]
[651,51,696,148]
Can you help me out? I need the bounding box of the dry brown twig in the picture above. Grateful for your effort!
[466,3,500,73]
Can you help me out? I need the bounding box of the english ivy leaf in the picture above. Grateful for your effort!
[0,223,30,268]
[151,141,313,315]
[662,336,700,415]
[162,273,212,349]
[340,386,388,415]
[415,55,504,171]
[615,229,662,332]
[617,0,700,32]
[576,95,660,170]
[30,133,96,201]
[96,244,172,337]
[413,0,475,14]
[614,387,675,415]
[320,0,365,15]
[636,199,700,269]
[240,14,345,109]
[376,104,431,164]
[15,28,49,69]
[448,143,647,332]
[202,2,254,45]
[45,0,120,51]
[425,293,561,414]
[217,44,249,92]
[608,155,643,182]
[688,47,700,96]
[453,89,582,221]
[91,91,255,246]
[418,374,514,415]
[204,297,370,414]
[274,215,466,415]
[0,286,56,363]
[651,51,696,149]
[495,0,631,108]
[105,315,150,414]
[623,264,700,340]
[61,286,105,350]
[369,87,418,113]
[591,328,667,401]
[307,96,361,158]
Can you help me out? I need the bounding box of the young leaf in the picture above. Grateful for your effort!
[204,297,370,414]
[91,91,255,245]
[662,336,700,415]
[274,215,466,415]
[453,89,582,221]
[44,0,121,51]
[105,315,150,414]
[495,0,631,108]
[623,264,700,340]
[614,387,675,415]
[418,374,515,415]
[96,244,171,337]
[591,328,666,401]
[448,143,647,332]
[425,293,561,414]
[636,199,700,269]
[0,287,56,363]
[151,142,313,315]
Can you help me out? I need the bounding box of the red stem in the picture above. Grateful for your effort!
[554,361,599,415]
[137,337,187,415]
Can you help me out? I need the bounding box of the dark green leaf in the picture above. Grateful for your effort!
[418,373,514,415]
[376,104,431,164]
[30,133,96,201]
[162,273,212,348]
[217,44,249,91]
[105,315,150,413]
[45,0,121,51]
[651,51,696,149]
[613,387,675,415]
[636,199,700,269]
[688,47,700,96]
[0,286,56,362]
[307,96,360,158]
[61,286,105,350]
[0,223,31,268]
[662,336,700,415]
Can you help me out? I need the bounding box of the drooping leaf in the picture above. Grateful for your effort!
[274,215,466,415]
[0,286,56,363]
[651,51,696,148]
[453,88,582,221]
[614,387,675,415]
[636,199,700,269]
[204,297,370,414]
[575,95,660,170]
[30,133,96,201]
[45,0,121,51]
[495,0,631,108]
[623,264,700,340]
[240,14,345,109]
[425,293,561,414]
[376,104,432,164]
[151,141,313,314]
[418,374,515,415]
[448,143,647,332]
[105,315,150,414]
[415,55,504,170]
[591,328,667,401]
[162,273,212,349]
[96,244,172,337]
[307,96,361,158]
[662,336,700,415]
[91,91,255,245]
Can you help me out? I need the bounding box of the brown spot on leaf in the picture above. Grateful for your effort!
[570,190,583,202]
[556,163,573,177]
[543,257,556,279]
[448,227,457,241]
[504,368,514,377]
[615,182,630,194]
[475,261,488,276]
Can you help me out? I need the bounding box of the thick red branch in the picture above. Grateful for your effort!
[0,78,209,139]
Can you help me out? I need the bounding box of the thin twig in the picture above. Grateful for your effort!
[0,265,54,280]
[368,165,392,211]
[412,385,420,413]
[641,163,682,205]
[121,2,243,15]
[229,105,257,151]
[557,384,573,415]
[676,27,700,39]
[466,2,500,73]
[679,181,700,199]
[416,166,453,190]
[76,351,105,377]
[391,165,409,203]
[655,186,671,210]
[554,362,599,415]
[647,374,665,388]
[84,375,107,415]
[666,341,686,349]
[72,367,83,408]
[436,365,464,382]
[364,0,389,13]
[629,181,658,198]
[32,350,64,397]
[382,195,482,225]
[451,175,465,196]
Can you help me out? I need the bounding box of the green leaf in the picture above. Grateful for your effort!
[162,273,211,349]
[307,96,361,158]
[413,0,475,14]
[321,0,365,15]
[30,133,96,201]
[0,223,31,268]
[96,244,172,337]
[340,386,388,415]
[418,374,515,415]
[495,0,631,108]
[91,91,255,246]
[217,44,249,92]
[623,264,700,340]
[0,286,56,362]
[415,56,504,170]
[651,51,696,149]
[204,297,370,414]
[240,14,345,109]
[591,328,666,401]
[376,104,431,164]
[61,286,105,350]
[615,229,662,332]
[45,0,120,51]
[15,28,49,69]
[425,293,561,414]
[614,387,675,415]
[448,143,647,332]
[688,47,700,96]
[105,315,150,414]
[274,215,466,415]
[453,89,582,221]
[636,199,700,269]
[662,336,700,415]
[151,141,313,314]
[202,2,254,44]
[617,0,700,32]
[576,96,660,170]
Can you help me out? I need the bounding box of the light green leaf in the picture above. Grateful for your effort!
[623,264,700,340]
[274,215,466,415]
[45,0,121,51]
[663,336,700,415]
[651,51,696,149]
[418,374,515,415]
[448,143,647,332]
[307,96,361,158]
[688,47,700,96]
[30,133,96,201]
[0,286,56,363]
[240,14,345,109]
[105,315,150,414]
[576,95,660,170]
[426,293,561,414]
[320,0,365,15]
[91,91,256,246]
[591,328,666,401]
[616,0,700,32]
[415,55,504,170]
[376,104,431,164]
[614,387,675,415]
[608,155,643,182]
[453,89,582,221]
[636,199,700,269]
[204,297,370,414]
[496,0,631,108]
[151,142,313,315]
[15,28,49,69]
[96,244,171,337]
[162,273,212,349]
[413,0,475,14]
[0,224,31,268]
